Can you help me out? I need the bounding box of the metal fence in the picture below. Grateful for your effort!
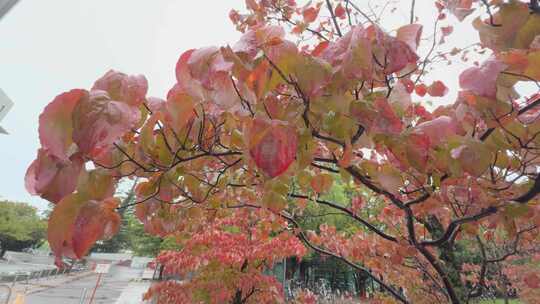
[0,265,88,284]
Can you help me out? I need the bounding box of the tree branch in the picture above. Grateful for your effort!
[419,206,498,246]
[282,213,410,304]
[325,0,343,37]
[410,0,416,24]
[289,193,398,242]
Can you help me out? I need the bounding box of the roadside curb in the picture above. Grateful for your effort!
[14,271,95,295]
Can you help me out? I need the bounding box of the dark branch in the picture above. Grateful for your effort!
[289,193,398,242]
[325,0,343,37]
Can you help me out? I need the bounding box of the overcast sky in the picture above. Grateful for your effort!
[0,0,484,211]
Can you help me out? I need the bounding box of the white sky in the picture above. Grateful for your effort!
[0,0,485,211]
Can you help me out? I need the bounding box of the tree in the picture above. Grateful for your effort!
[125,211,167,257]
[90,182,181,256]
[0,201,46,258]
[24,0,540,303]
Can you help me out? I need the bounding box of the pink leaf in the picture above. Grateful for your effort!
[414,115,460,145]
[321,26,373,79]
[396,24,423,50]
[233,26,286,58]
[441,25,454,37]
[459,58,507,98]
[176,47,239,111]
[385,39,419,74]
[38,89,87,160]
[25,149,83,204]
[92,70,148,107]
[406,133,431,171]
[72,90,140,158]
[373,98,403,134]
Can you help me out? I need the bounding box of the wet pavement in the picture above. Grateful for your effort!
[25,265,144,304]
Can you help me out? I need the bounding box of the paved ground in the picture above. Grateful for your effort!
[114,281,152,304]
[24,265,146,304]
[0,251,55,277]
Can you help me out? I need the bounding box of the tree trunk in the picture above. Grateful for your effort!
[425,216,466,302]
[0,246,6,259]
[231,289,243,304]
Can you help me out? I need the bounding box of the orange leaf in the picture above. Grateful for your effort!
[303,7,320,23]
[427,80,448,97]
[48,194,120,266]
[310,174,333,194]
[338,141,353,168]
[312,41,329,57]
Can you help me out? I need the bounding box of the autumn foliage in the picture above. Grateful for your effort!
[26,0,540,303]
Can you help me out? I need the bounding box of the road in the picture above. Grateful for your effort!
[25,265,144,304]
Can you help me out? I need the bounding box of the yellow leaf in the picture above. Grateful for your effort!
[525,51,540,81]
[262,190,287,212]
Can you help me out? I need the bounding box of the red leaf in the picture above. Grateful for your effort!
[390,253,403,265]
[72,198,120,258]
[427,80,448,97]
[415,83,427,96]
[401,78,415,94]
[406,133,431,171]
[48,195,120,266]
[248,118,298,178]
[38,89,86,161]
[373,98,403,134]
[413,104,433,120]
[441,25,453,37]
[48,194,85,266]
[523,272,540,289]
[351,196,364,214]
[335,3,346,19]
